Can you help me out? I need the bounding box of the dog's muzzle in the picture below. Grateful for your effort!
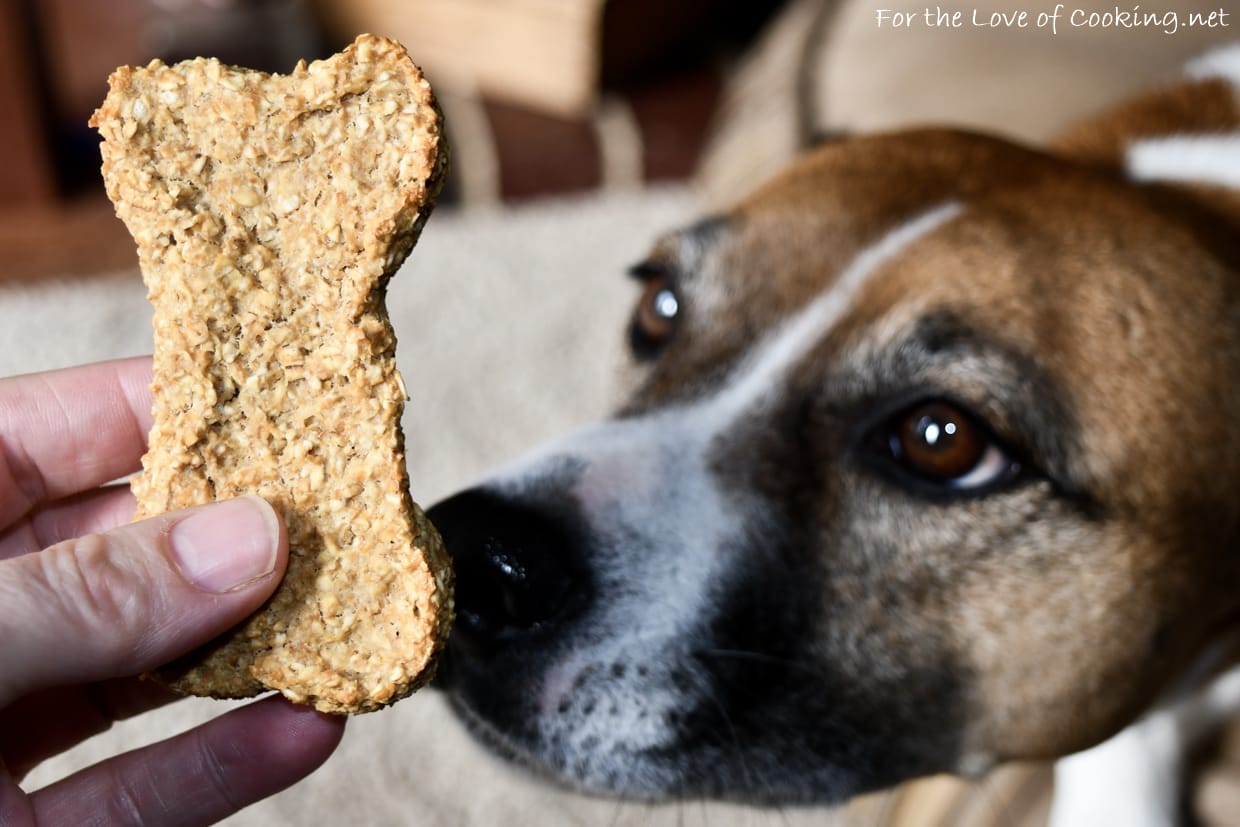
[421,427,770,798]
[423,416,964,802]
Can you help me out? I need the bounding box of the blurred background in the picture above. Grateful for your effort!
[0,0,778,281]
[2,0,1233,284]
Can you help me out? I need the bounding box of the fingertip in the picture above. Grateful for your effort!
[266,696,349,767]
[198,696,347,806]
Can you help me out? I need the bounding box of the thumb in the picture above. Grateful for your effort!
[0,495,286,706]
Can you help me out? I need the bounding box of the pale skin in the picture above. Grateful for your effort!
[0,356,345,825]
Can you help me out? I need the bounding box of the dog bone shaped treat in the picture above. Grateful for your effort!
[91,34,453,714]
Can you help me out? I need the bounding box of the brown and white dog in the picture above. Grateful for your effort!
[428,46,1240,826]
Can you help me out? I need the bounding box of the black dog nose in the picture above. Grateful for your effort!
[428,488,589,647]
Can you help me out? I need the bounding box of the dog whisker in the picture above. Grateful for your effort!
[689,664,763,799]
[606,795,628,827]
[692,647,831,682]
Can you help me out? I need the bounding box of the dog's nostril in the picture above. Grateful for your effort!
[477,536,573,631]
[428,488,588,644]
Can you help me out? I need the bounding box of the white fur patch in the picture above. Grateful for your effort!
[1185,43,1240,87]
[1126,134,1240,189]
[1122,45,1240,191]
[1050,712,1184,827]
[1049,664,1240,827]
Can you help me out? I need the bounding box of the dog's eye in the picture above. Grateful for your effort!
[629,273,680,359]
[879,401,1019,491]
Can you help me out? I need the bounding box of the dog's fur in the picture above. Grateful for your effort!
[429,47,1240,824]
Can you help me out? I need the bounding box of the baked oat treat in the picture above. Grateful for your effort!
[90,34,453,714]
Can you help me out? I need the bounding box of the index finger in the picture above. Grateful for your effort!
[0,357,152,530]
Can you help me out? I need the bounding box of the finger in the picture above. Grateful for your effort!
[0,356,152,529]
[0,678,180,781]
[30,696,346,827]
[0,484,135,560]
[0,495,286,706]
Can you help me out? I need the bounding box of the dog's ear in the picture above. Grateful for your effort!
[1052,45,1240,222]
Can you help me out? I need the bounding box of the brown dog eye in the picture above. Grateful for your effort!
[879,401,1019,492]
[629,274,680,358]
[899,403,983,479]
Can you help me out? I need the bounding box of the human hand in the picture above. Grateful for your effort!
[0,357,346,825]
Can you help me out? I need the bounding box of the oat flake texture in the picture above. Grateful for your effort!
[90,34,454,713]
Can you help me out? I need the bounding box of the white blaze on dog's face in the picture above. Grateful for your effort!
[431,68,1240,802]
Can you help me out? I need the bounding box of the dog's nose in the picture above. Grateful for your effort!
[428,488,589,646]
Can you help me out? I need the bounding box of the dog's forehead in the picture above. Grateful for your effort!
[666,132,1228,365]
[657,131,1165,327]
